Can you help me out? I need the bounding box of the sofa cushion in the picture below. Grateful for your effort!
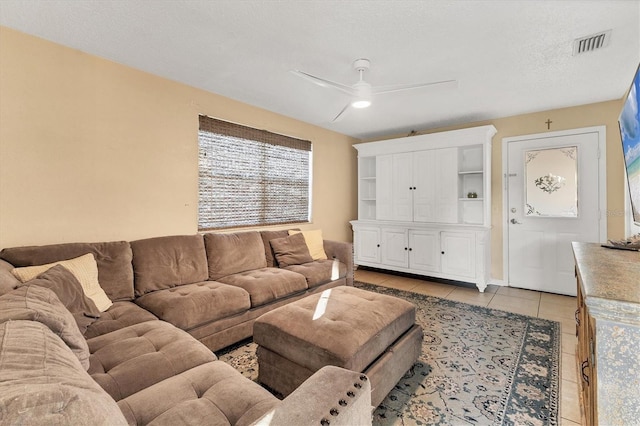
[204,231,267,280]
[269,233,313,268]
[285,259,347,288]
[0,240,134,302]
[83,301,158,339]
[87,321,216,401]
[11,253,113,312]
[0,285,91,370]
[0,320,127,426]
[288,229,328,260]
[135,281,251,330]
[216,268,308,308]
[130,234,209,296]
[21,265,101,334]
[117,361,278,426]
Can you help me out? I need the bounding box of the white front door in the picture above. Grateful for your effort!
[504,127,606,296]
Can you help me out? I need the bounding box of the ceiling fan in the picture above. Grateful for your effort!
[291,58,457,122]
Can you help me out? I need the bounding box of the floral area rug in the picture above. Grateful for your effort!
[216,282,560,426]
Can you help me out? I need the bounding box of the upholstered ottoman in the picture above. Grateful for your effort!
[254,285,423,407]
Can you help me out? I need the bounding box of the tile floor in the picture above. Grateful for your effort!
[355,269,583,426]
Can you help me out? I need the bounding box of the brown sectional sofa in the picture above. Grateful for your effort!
[0,229,370,425]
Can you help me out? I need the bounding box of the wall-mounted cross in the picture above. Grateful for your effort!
[545,119,552,130]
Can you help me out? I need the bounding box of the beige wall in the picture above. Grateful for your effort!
[0,27,358,248]
[362,100,627,281]
[0,26,626,283]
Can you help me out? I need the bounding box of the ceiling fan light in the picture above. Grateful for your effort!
[352,80,372,108]
[351,99,371,108]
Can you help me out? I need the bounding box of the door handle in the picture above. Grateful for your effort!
[510,218,522,225]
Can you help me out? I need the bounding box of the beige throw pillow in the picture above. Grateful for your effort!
[11,253,113,312]
[21,265,101,334]
[288,229,328,260]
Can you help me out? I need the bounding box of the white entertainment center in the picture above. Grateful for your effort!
[350,125,496,292]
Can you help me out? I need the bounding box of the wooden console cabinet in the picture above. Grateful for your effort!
[351,125,496,291]
[572,242,640,425]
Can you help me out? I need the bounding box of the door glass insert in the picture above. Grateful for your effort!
[524,146,578,217]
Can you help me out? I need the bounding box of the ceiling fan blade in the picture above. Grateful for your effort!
[291,69,355,96]
[332,102,351,122]
[373,79,458,95]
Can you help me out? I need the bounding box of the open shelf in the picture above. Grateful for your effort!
[458,145,486,225]
[358,156,377,220]
[458,145,483,172]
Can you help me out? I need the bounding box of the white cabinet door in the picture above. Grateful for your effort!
[412,148,457,223]
[413,151,436,222]
[376,149,457,223]
[354,226,381,264]
[441,231,475,278]
[409,229,440,272]
[435,148,459,223]
[376,155,393,220]
[381,228,408,267]
[392,153,413,222]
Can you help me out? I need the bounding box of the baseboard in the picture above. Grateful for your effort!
[355,266,479,290]
[356,265,508,290]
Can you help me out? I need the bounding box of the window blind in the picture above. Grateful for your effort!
[198,116,311,230]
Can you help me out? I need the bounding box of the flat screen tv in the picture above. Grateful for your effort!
[618,63,640,226]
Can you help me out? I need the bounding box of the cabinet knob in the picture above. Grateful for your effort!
[441,251,445,255]
[404,247,408,251]
[376,244,380,247]
[409,248,412,251]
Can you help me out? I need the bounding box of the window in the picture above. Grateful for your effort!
[524,146,578,217]
[198,115,312,230]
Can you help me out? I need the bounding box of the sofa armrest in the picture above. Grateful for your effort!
[323,240,354,286]
[250,366,371,426]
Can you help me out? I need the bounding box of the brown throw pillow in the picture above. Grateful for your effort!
[21,265,101,334]
[270,233,314,268]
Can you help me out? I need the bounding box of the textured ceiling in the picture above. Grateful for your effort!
[1,0,639,140]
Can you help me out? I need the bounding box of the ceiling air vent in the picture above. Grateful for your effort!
[573,30,611,55]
